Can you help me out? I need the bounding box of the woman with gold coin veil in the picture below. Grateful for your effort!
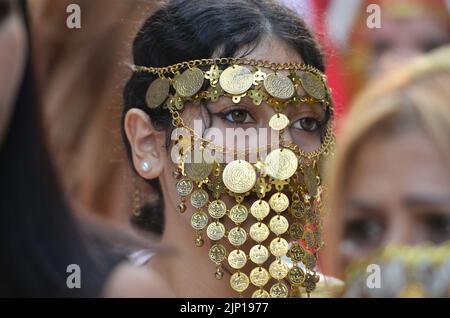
[121,0,335,298]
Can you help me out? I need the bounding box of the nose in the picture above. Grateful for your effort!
[384,210,416,246]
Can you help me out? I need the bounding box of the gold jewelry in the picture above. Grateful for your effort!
[133,57,335,297]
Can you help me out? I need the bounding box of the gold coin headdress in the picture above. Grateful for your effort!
[133,57,335,298]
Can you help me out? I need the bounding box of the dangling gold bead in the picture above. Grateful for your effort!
[195,235,204,247]
[215,268,224,280]
[173,170,182,179]
[178,202,187,213]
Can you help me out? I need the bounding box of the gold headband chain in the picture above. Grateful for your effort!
[133,57,335,158]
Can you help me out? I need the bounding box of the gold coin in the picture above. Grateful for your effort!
[304,252,317,270]
[208,200,227,219]
[145,78,170,109]
[269,238,289,257]
[270,282,289,298]
[191,211,209,230]
[227,249,247,270]
[289,200,306,219]
[219,65,254,95]
[288,266,306,286]
[209,244,227,264]
[269,193,289,213]
[250,267,270,287]
[228,227,247,247]
[176,178,193,197]
[229,204,248,224]
[230,272,250,293]
[222,160,256,194]
[304,229,316,248]
[184,150,215,182]
[303,166,318,197]
[269,260,289,280]
[190,189,209,209]
[269,113,290,131]
[249,244,269,265]
[299,71,326,100]
[173,67,204,97]
[206,221,225,241]
[269,215,289,235]
[249,222,270,243]
[264,148,298,180]
[250,200,270,220]
[252,289,270,298]
[264,73,295,100]
[288,242,305,263]
[289,222,304,240]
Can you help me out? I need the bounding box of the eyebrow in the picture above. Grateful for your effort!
[346,200,383,215]
[404,195,450,209]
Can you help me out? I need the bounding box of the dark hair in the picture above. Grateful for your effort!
[123,0,326,235]
[0,1,121,297]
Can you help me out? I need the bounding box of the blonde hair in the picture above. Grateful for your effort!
[323,45,450,278]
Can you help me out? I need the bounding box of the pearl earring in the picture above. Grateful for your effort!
[142,161,152,172]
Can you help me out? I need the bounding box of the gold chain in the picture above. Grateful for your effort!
[132,57,325,79]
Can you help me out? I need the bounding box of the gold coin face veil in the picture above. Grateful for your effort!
[133,58,335,298]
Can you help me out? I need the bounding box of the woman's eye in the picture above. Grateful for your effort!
[343,218,384,248]
[424,214,450,243]
[292,117,320,132]
[223,109,255,124]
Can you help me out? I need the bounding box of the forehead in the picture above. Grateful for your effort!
[346,130,450,202]
[232,35,304,65]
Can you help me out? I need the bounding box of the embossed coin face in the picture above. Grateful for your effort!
[252,289,270,298]
[264,148,298,180]
[229,204,248,224]
[190,189,209,209]
[269,193,289,213]
[208,200,227,219]
[230,272,250,293]
[249,222,270,243]
[290,200,306,219]
[269,215,289,235]
[228,250,247,269]
[269,260,289,280]
[289,222,304,240]
[288,243,305,263]
[173,67,204,97]
[184,151,214,182]
[250,267,270,287]
[299,71,326,100]
[269,113,290,131]
[207,222,225,241]
[304,252,317,270]
[249,245,269,265]
[191,211,209,230]
[219,65,254,95]
[222,160,256,194]
[270,282,289,298]
[209,244,227,264]
[228,227,247,247]
[250,200,270,220]
[269,238,289,257]
[146,78,170,109]
[288,266,306,286]
[176,178,193,197]
[264,73,295,100]
[303,165,318,197]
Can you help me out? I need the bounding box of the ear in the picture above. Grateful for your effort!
[124,109,165,180]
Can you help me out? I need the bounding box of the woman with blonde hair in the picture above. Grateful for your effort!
[323,45,450,280]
